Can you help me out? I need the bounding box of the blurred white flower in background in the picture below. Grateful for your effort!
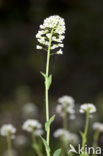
[93,122,103,132]
[53,128,79,145]
[36,15,65,55]
[58,96,74,106]
[80,103,96,114]
[22,102,38,119]
[56,95,75,118]
[0,124,16,139]
[22,119,43,136]
[14,135,28,147]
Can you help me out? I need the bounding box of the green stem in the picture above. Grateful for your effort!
[31,130,43,156]
[7,133,13,156]
[92,130,100,156]
[63,112,68,130]
[81,110,89,155]
[45,28,54,156]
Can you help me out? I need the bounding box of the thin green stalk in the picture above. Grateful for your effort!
[81,110,89,156]
[7,133,13,156]
[31,130,43,156]
[84,110,89,138]
[63,112,68,130]
[45,28,54,156]
[92,130,100,156]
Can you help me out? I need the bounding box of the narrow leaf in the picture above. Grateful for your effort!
[47,74,52,89]
[40,136,50,152]
[45,115,55,131]
[40,71,46,78]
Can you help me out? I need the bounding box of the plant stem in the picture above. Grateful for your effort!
[81,110,89,156]
[45,28,54,156]
[92,130,100,156]
[63,112,68,130]
[7,133,13,156]
[84,110,89,138]
[31,130,43,156]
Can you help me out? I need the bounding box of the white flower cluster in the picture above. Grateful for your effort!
[22,119,43,136]
[0,124,16,139]
[22,102,38,119]
[56,95,75,118]
[36,15,66,55]
[93,122,103,132]
[53,129,79,145]
[80,103,96,114]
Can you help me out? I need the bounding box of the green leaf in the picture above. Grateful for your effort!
[47,74,52,89]
[53,149,61,156]
[40,136,50,152]
[45,115,55,131]
[40,71,46,78]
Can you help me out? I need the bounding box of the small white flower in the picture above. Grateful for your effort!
[36,45,42,49]
[80,103,96,114]
[58,95,75,106]
[22,119,42,132]
[57,49,63,55]
[93,122,103,132]
[0,124,16,139]
[58,44,64,48]
[51,44,59,50]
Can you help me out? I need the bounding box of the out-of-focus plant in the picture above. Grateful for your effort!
[92,122,103,156]
[36,15,66,156]
[79,104,96,156]
[0,124,16,156]
[22,119,43,156]
[56,95,75,130]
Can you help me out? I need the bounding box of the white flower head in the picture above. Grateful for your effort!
[58,95,75,106]
[56,95,75,117]
[53,129,79,145]
[0,124,16,139]
[80,103,96,114]
[22,119,43,136]
[36,15,65,54]
[22,119,42,132]
[93,122,103,132]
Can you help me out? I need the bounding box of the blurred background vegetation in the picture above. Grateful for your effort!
[0,0,103,155]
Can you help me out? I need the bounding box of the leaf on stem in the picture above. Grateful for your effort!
[40,71,46,78]
[53,149,61,156]
[45,115,55,131]
[47,74,52,90]
[40,136,50,152]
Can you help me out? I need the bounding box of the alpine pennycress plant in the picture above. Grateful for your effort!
[36,15,66,156]
[0,15,102,156]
